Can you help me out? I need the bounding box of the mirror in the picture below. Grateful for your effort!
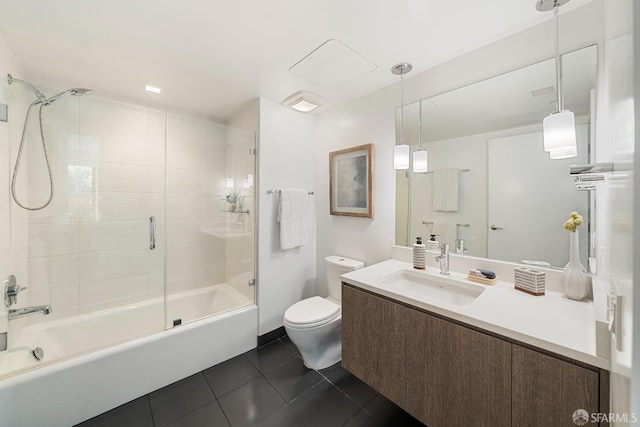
[395,45,597,269]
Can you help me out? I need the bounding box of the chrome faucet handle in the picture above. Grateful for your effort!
[4,275,27,307]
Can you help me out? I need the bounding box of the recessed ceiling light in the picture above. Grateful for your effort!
[145,84,161,94]
[283,91,324,113]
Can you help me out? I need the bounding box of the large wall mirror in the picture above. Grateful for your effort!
[395,44,597,269]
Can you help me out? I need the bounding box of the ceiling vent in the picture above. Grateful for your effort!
[530,85,555,98]
[289,39,377,89]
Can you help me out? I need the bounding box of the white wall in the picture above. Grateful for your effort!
[314,0,604,294]
[633,0,640,416]
[256,98,316,335]
[314,88,398,295]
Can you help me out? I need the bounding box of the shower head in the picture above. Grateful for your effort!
[7,73,46,102]
[44,87,93,105]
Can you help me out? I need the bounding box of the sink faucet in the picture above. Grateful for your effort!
[435,244,450,275]
[8,305,52,320]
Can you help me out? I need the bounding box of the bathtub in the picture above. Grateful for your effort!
[0,284,257,427]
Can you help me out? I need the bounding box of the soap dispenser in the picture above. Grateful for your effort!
[425,234,440,251]
[413,237,426,270]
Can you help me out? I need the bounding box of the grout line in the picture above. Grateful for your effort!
[147,395,158,427]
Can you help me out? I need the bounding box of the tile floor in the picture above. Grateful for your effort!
[76,336,425,427]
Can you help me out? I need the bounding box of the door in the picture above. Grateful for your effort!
[487,126,589,267]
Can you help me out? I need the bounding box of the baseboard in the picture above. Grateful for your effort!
[257,326,287,347]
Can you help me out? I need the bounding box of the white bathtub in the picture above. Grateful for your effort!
[0,284,257,427]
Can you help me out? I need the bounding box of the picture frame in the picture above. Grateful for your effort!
[329,143,374,218]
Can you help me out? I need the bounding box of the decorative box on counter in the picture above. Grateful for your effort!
[514,267,546,296]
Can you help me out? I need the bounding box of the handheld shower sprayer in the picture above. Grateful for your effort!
[7,73,93,210]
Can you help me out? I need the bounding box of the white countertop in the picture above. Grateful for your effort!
[341,259,609,370]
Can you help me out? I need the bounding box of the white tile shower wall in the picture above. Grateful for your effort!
[222,128,255,302]
[166,113,231,296]
[227,100,259,303]
[25,97,167,323]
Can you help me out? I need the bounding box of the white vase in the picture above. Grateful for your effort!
[563,231,589,300]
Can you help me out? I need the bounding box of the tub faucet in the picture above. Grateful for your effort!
[435,244,450,275]
[8,305,52,320]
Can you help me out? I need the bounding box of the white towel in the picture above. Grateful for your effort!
[277,189,309,250]
[433,169,459,212]
[433,222,457,247]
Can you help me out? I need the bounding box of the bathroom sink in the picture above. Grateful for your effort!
[380,270,484,306]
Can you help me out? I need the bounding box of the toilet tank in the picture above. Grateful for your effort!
[325,256,364,302]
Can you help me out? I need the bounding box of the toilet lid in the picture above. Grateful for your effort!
[284,296,340,326]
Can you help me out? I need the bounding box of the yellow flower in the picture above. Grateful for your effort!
[563,212,583,232]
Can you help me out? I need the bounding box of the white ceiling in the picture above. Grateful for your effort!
[0,0,595,121]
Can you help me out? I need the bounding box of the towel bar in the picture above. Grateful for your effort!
[267,189,315,195]
[425,168,470,175]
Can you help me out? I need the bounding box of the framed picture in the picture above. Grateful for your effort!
[329,143,374,218]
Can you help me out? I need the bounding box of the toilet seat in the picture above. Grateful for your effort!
[284,296,340,328]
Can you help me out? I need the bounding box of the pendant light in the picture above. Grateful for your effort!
[538,0,577,158]
[392,62,413,170]
[413,100,428,173]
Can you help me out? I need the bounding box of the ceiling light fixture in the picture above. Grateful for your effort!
[392,62,413,170]
[537,0,577,159]
[413,100,428,173]
[145,84,161,94]
[283,91,324,112]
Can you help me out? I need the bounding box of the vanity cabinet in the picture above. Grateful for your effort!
[342,284,406,404]
[341,283,609,427]
[512,345,600,427]
[406,308,511,427]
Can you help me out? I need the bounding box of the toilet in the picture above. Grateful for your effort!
[284,255,364,370]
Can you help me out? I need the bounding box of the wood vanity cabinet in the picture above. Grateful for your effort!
[341,283,609,427]
[406,308,511,427]
[512,345,600,427]
[341,283,406,404]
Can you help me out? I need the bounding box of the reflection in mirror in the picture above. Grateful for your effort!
[395,45,597,269]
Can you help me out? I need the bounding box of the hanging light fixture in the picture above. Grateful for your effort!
[538,0,577,159]
[413,100,428,173]
[392,62,413,170]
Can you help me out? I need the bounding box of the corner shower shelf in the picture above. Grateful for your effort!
[221,209,250,214]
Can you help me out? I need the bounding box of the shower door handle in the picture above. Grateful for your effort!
[149,216,156,250]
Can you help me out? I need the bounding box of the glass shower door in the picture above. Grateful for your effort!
[165,114,255,326]
[23,97,166,365]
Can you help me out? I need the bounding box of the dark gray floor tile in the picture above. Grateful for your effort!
[290,380,360,427]
[321,363,377,407]
[218,376,286,427]
[279,335,301,356]
[343,409,382,427]
[256,405,306,427]
[75,396,154,427]
[203,354,261,397]
[364,394,424,426]
[166,401,230,427]
[246,339,298,373]
[150,373,216,427]
[264,356,323,402]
